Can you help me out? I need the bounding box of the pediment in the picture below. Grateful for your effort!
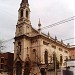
[14,55,23,65]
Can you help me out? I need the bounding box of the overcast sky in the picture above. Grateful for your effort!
[0,0,74,52]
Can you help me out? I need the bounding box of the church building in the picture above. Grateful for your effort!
[13,0,70,75]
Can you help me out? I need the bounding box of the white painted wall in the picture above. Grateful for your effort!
[67,61,75,66]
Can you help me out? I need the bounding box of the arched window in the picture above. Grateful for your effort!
[32,49,36,62]
[24,61,31,68]
[24,61,31,75]
[44,51,48,64]
[17,42,21,55]
[16,61,22,75]
[69,56,71,59]
[60,55,63,65]
[33,49,36,52]
[40,68,46,75]
[18,42,21,52]
[20,10,23,17]
[26,10,28,18]
[53,52,59,69]
[66,56,68,61]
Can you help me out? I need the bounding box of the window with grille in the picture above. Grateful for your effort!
[1,57,4,63]
[1,64,4,69]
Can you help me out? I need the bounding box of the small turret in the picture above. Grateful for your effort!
[55,35,57,41]
[48,32,50,38]
[38,18,41,34]
[67,43,70,48]
[61,39,63,44]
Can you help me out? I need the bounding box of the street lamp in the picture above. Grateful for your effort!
[53,50,57,75]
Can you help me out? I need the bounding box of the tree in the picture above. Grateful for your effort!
[0,40,5,53]
[53,53,59,70]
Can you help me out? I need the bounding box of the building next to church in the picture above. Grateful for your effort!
[69,45,75,59]
[13,0,70,75]
[0,52,14,75]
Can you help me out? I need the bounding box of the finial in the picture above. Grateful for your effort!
[67,43,70,48]
[61,39,63,44]
[55,35,57,41]
[38,18,41,26]
[48,32,50,38]
[38,18,41,34]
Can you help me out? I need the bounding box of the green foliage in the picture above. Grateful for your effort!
[0,40,5,53]
[53,53,59,69]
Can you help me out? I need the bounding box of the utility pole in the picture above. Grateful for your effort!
[54,50,57,75]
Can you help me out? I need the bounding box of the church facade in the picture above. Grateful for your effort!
[13,0,70,75]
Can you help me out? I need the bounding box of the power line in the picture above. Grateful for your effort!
[42,16,75,30]
[63,37,75,41]
[1,36,75,52]
[1,38,14,43]
[67,41,74,44]
[3,40,75,53]
[2,36,74,44]
[0,16,75,43]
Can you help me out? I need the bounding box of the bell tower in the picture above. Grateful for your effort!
[15,0,31,37]
[13,0,32,75]
[18,0,30,23]
[18,0,31,23]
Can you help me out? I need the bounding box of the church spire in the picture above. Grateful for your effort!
[21,0,29,7]
[18,0,30,24]
[22,0,28,4]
